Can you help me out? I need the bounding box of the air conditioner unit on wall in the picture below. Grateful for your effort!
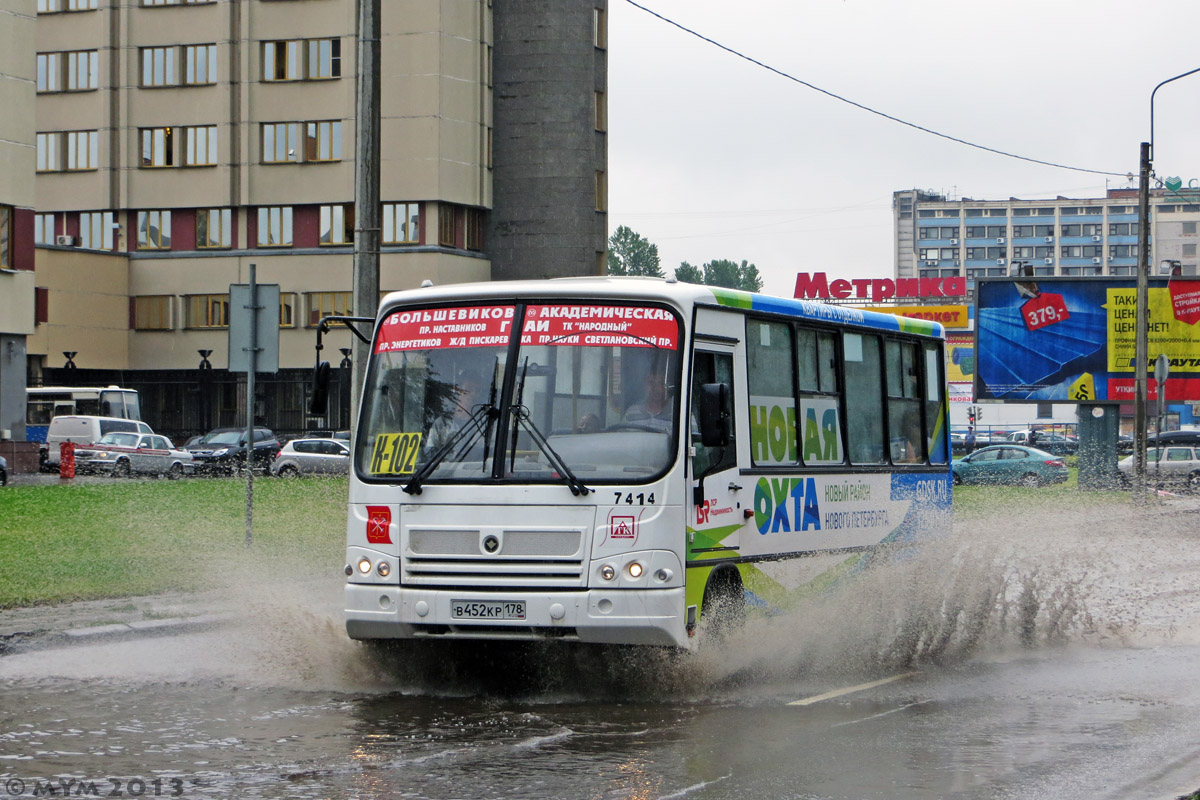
[950,238,959,245]
[1092,257,1102,264]
[55,235,74,246]
[1045,236,1054,243]
[1044,257,1054,265]
[996,258,1007,265]
[1093,235,1102,242]
[997,237,1007,244]
[924,260,938,267]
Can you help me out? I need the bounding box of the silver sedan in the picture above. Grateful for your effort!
[74,432,195,479]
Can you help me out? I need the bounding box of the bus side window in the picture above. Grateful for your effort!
[746,319,796,466]
[886,339,924,464]
[843,332,886,464]
[690,351,736,476]
[923,343,948,464]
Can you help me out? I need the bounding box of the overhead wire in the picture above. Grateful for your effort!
[624,0,1129,179]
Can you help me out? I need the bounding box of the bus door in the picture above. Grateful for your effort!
[688,309,748,569]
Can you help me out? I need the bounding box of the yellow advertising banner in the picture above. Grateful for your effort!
[945,333,975,383]
[863,305,970,328]
[1106,286,1200,373]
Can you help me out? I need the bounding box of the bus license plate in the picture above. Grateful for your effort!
[451,600,526,620]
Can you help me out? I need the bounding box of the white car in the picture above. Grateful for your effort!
[1118,446,1200,491]
[74,432,195,479]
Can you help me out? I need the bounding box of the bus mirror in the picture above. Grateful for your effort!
[309,361,331,415]
[698,382,731,448]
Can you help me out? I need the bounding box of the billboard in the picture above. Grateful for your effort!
[975,278,1200,403]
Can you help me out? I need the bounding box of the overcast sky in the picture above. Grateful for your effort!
[607,0,1200,297]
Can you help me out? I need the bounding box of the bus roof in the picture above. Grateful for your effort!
[377,277,945,339]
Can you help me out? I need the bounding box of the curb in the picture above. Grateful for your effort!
[0,613,233,657]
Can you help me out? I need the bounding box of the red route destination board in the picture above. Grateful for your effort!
[375,304,678,353]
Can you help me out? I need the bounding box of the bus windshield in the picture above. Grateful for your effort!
[356,302,682,485]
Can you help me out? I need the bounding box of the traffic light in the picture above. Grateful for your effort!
[967,408,976,425]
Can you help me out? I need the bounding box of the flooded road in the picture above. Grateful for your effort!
[3,501,1200,799]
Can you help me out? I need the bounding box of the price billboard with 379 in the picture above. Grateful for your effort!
[974,278,1200,403]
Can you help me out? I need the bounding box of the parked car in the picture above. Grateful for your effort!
[43,415,155,470]
[1005,430,1078,456]
[184,427,280,475]
[952,445,1069,487]
[271,437,351,477]
[1118,446,1200,491]
[74,432,195,479]
[0,454,7,486]
[1147,430,1200,447]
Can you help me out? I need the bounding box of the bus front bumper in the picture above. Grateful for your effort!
[345,584,689,648]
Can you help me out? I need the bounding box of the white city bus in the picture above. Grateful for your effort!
[338,277,951,649]
[25,385,142,443]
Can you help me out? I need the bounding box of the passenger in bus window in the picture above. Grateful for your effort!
[576,412,602,434]
[624,373,672,431]
[894,409,923,463]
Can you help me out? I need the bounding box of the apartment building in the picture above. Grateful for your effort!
[894,188,1200,284]
[1,0,37,444]
[27,0,608,438]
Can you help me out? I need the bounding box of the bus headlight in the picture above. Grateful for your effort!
[357,557,372,574]
[627,561,644,579]
[376,561,391,577]
[600,564,616,581]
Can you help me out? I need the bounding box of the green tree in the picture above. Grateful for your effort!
[673,259,764,292]
[674,261,703,284]
[606,226,663,277]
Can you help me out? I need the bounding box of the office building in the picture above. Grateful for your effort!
[894,188,1199,284]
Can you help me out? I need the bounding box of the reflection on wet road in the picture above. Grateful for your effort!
[3,503,1200,799]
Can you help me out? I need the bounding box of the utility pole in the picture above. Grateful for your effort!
[1134,140,1151,500]
[351,0,381,429]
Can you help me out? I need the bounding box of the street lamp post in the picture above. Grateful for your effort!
[1134,67,1200,499]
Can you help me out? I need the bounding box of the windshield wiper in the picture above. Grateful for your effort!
[509,404,590,496]
[402,405,492,494]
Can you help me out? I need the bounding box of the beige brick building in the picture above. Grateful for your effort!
[24,0,609,439]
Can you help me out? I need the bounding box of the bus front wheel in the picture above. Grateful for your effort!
[700,568,745,644]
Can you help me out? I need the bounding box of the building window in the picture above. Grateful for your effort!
[1183,222,1197,235]
[38,0,61,12]
[594,90,606,131]
[307,38,341,79]
[280,293,297,328]
[141,127,174,167]
[1183,243,1197,258]
[140,47,175,86]
[319,204,353,245]
[133,296,173,330]
[382,202,419,244]
[438,205,456,247]
[137,210,172,250]
[66,0,97,9]
[79,211,114,250]
[66,51,98,90]
[257,206,292,246]
[37,53,61,92]
[142,0,215,5]
[184,44,217,85]
[593,7,606,49]
[465,208,485,251]
[184,125,218,166]
[306,121,341,161]
[0,206,10,268]
[262,40,302,81]
[306,291,352,326]
[261,122,300,163]
[36,133,58,172]
[196,208,232,248]
[185,294,229,329]
[35,214,55,244]
[66,131,99,170]
[595,170,607,211]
